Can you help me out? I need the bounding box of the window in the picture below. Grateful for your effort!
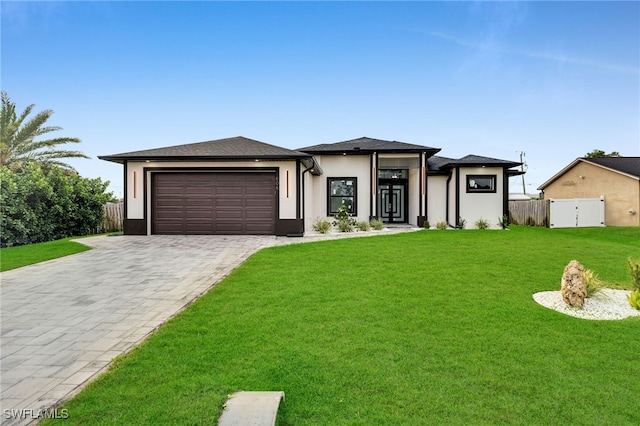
[466,175,496,193]
[328,177,357,215]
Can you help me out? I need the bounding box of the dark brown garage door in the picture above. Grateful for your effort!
[152,172,276,235]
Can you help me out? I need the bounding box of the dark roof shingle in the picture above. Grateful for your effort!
[99,136,312,163]
[428,155,521,173]
[298,137,440,154]
[584,157,640,178]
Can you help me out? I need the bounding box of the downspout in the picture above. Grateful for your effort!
[419,153,423,219]
[370,153,374,219]
[503,170,509,222]
[455,167,460,228]
[301,163,315,234]
[445,168,453,228]
[123,160,129,234]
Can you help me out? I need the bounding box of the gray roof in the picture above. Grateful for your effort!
[298,137,441,155]
[427,156,458,174]
[583,157,640,178]
[427,155,522,174]
[99,136,314,163]
[446,154,522,168]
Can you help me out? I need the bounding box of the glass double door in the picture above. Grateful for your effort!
[378,179,407,223]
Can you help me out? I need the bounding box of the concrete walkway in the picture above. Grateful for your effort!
[0,228,418,425]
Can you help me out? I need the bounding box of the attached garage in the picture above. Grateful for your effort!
[99,137,323,236]
[152,172,276,235]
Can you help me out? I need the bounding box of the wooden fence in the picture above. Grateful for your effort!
[102,202,124,232]
[509,199,549,227]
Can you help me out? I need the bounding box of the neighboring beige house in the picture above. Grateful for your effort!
[100,136,523,236]
[538,157,640,227]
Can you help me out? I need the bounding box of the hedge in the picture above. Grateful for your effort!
[0,164,112,247]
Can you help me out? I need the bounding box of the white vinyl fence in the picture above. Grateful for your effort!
[549,197,605,228]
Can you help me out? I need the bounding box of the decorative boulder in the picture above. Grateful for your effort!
[561,260,587,308]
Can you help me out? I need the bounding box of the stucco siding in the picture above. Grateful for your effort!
[408,168,420,226]
[543,162,640,226]
[458,167,504,229]
[427,175,447,226]
[307,155,371,228]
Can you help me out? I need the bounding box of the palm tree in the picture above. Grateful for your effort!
[0,91,88,171]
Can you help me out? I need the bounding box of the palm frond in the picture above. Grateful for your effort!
[0,91,85,169]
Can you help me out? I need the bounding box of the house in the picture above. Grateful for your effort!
[537,157,640,227]
[99,136,522,235]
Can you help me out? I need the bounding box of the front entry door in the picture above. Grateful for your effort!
[378,180,407,223]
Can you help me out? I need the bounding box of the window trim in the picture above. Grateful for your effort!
[466,174,497,193]
[327,177,357,216]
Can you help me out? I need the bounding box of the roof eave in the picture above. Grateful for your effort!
[98,154,313,164]
[301,148,441,156]
[446,162,522,169]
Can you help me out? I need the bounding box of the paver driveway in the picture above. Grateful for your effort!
[0,235,280,425]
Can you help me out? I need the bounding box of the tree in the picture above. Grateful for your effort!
[0,91,88,171]
[585,149,620,158]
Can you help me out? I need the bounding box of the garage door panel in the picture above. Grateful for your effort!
[153,172,276,235]
[185,189,214,197]
[185,198,213,208]
[185,210,214,219]
[185,223,215,233]
[245,223,275,233]
[245,198,274,207]
[245,213,268,220]
[214,211,240,219]
[245,186,272,194]
[155,198,183,208]
[214,222,244,233]
[156,209,184,220]
[156,186,183,196]
[215,187,243,196]
[154,223,185,234]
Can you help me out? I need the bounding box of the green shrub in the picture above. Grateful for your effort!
[583,269,605,298]
[356,220,370,232]
[423,219,430,229]
[370,218,384,230]
[628,257,640,290]
[332,205,353,223]
[498,215,510,230]
[458,217,466,229]
[337,220,354,233]
[475,218,490,230]
[628,289,640,310]
[332,205,356,233]
[0,163,112,247]
[436,221,448,230]
[312,219,331,234]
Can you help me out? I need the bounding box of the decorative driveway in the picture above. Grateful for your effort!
[0,235,280,425]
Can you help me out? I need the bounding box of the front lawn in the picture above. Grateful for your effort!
[46,226,640,425]
[0,237,91,272]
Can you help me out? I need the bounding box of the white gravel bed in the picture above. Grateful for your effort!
[533,289,640,320]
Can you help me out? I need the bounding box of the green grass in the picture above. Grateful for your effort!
[45,226,640,425]
[0,237,91,271]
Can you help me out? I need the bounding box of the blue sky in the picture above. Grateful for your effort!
[2,1,638,198]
